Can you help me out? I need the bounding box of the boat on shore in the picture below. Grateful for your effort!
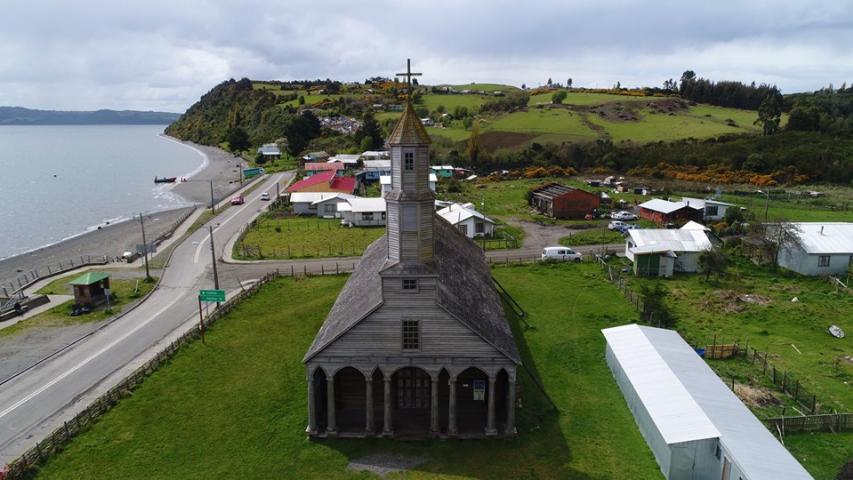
[154,176,177,184]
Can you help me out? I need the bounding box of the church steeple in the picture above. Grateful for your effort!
[385,59,434,265]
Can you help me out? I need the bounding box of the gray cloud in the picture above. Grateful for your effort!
[1,0,851,111]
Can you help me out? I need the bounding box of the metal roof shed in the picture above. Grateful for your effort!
[602,324,813,480]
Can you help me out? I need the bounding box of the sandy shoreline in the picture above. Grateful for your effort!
[0,139,243,288]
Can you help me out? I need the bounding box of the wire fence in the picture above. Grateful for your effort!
[0,271,280,480]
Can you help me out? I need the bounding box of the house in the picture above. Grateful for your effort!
[338,197,387,227]
[361,150,390,161]
[301,151,330,166]
[602,324,812,480]
[430,165,455,178]
[625,228,713,276]
[436,203,496,238]
[529,183,600,219]
[328,154,362,167]
[69,272,111,307]
[681,197,736,222]
[257,143,281,161]
[776,222,853,276]
[290,192,348,215]
[287,170,357,194]
[420,117,434,126]
[304,162,345,177]
[360,159,392,182]
[638,199,702,225]
[380,173,436,196]
[311,193,356,218]
[303,100,520,440]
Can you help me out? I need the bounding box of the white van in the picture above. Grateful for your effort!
[541,246,583,262]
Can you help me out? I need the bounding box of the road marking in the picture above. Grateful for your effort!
[193,175,282,264]
[0,293,186,420]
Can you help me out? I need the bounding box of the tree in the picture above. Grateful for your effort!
[755,89,784,135]
[639,282,676,328]
[567,78,573,89]
[355,111,383,151]
[698,248,729,281]
[552,91,567,104]
[521,83,527,90]
[436,105,446,114]
[227,127,250,151]
[750,221,803,266]
[298,95,305,105]
[466,119,481,168]
[547,77,553,86]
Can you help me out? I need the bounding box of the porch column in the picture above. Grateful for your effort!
[365,376,375,435]
[326,372,337,436]
[505,376,517,435]
[307,373,317,435]
[382,374,393,436]
[485,373,497,435]
[447,375,458,436]
[430,376,439,436]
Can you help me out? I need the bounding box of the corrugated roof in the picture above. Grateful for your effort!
[68,271,110,286]
[681,220,710,231]
[311,193,356,205]
[789,222,853,254]
[608,324,813,480]
[436,203,495,226]
[362,159,391,169]
[289,192,342,204]
[681,197,736,208]
[602,324,720,444]
[346,197,386,213]
[380,174,436,186]
[628,229,712,253]
[304,162,344,171]
[387,102,431,145]
[640,198,701,215]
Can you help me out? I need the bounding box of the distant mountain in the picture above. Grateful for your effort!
[0,107,181,125]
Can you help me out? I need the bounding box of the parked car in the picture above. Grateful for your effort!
[541,246,583,262]
[616,224,641,235]
[608,221,628,231]
[260,192,271,201]
[230,195,245,205]
[611,210,638,221]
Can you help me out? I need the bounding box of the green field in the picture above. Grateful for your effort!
[528,91,658,106]
[33,263,664,479]
[235,216,385,259]
[584,106,759,143]
[486,109,598,141]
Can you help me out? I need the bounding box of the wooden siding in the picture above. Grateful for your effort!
[531,189,600,219]
[315,283,505,360]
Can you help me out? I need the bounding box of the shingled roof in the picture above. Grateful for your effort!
[387,102,431,145]
[303,215,521,364]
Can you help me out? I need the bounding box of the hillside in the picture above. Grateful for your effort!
[0,106,180,125]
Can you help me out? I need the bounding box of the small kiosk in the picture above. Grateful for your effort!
[69,272,111,307]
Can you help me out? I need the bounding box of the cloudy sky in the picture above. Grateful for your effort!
[2,0,852,112]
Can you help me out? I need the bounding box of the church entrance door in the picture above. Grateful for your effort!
[392,367,431,435]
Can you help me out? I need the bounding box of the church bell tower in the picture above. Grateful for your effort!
[385,60,435,265]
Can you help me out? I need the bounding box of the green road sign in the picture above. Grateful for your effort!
[199,289,226,302]
[243,167,264,179]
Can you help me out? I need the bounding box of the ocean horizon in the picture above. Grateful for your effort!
[0,125,204,260]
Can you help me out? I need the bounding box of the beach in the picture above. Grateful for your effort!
[0,139,243,288]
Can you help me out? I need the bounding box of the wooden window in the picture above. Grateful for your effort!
[402,320,419,350]
[404,152,414,171]
[818,255,830,267]
[381,212,387,220]
[402,279,418,290]
[361,212,374,221]
[457,224,468,236]
[475,221,485,233]
[705,205,719,217]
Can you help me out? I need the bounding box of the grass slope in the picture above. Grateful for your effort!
[35,264,661,479]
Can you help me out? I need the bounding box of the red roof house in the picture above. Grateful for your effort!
[287,170,357,194]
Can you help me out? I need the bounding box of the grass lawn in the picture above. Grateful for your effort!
[235,216,385,259]
[622,257,853,413]
[33,263,662,479]
[486,109,598,142]
[560,228,624,246]
[528,91,658,106]
[420,94,488,113]
[2,276,155,338]
[785,432,853,480]
[584,106,758,143]
[715,193,853,223]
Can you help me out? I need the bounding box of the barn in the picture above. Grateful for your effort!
[638,199,703,225]
[529,183,600,219]
[303,99,520,440]
[602,324,812,480]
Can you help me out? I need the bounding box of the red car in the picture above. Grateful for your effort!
[230,195,245,205]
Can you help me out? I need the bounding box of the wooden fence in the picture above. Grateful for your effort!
[765,413,853,434]
[1,271,281,480]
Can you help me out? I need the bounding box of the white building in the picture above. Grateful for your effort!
[380,173,437,196]
[290,192,348,215]
[328,154,361,166]
[338,197,387,227]
[360,150,389,161]
[625,229,713,276]
[776,222,853,276]
[681,197,737,221]
[257,143,281,159]
[311,193,356,218]
[436,202,496,238]
[602,324,812,480]
[360,159,392,181]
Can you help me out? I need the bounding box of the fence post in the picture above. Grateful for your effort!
[773,366,777,385]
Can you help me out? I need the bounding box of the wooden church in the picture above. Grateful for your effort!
[303,64,521,439]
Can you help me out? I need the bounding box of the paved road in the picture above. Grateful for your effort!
[0,173,291,463]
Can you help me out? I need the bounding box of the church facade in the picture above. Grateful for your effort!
[303,100,521,439]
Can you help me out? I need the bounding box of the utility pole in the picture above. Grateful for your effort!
[139,213,152,281]
[209,225,220,307]
[209,180,216,214]
[763,191,769,224]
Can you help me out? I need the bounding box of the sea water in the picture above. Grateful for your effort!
[0,125,203,259]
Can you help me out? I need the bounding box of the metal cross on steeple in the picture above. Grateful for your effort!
[395,58,422,96]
